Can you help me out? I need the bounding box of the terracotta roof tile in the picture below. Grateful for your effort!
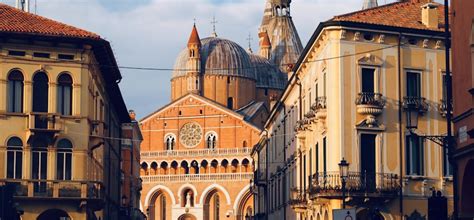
[187,24,201,47]
[331,0,446,32]
[0,3,100,39]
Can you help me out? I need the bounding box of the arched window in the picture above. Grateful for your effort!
[206,132,217,150]
[161,194,167,220]
[32,72,49,113]
[56,139,73,180]
[32,137,48,193]
[243,141,247,148]
[57,73,73,115]
[227,97,234,109]
[165,134,176,151]
[7,70,24,113]
[213,194,220,220]
[6,137,23,179]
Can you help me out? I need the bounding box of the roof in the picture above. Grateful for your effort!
[187,24,201,47]
[0,3,100,39]
[237,101,266,122]
[172,37,256,80]
[249,54,287,90]
[331,0,445,32]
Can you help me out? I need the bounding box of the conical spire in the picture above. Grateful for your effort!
[362,0,378,10]
[259,0,302,73]
[187,24,201,48]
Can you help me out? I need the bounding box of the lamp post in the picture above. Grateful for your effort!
[339,158,349,209]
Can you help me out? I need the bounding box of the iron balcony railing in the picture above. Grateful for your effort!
[0,179,104,200]
[311,96,327,111]
[28,112,62,131]
[403,96,429,112]
[289,188,307,212]
[308,171,400,199]
[355,93,386,107]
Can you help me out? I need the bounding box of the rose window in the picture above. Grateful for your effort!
[179,122,203,148]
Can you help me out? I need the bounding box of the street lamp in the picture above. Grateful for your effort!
[122,195,127,207]
[405,108,419,130]
[339,158,349,209]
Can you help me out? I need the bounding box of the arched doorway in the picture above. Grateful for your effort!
[356,208,384,220]
[149,190,170,220]
[37,209,70,220]
[461,159,474,216]
[203,189,222,220]
[178,213,197,220]
[236,189,253,220]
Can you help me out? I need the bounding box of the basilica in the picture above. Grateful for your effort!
[138,0,302,219]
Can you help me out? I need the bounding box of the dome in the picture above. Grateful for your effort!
[172,37,256,80]
[249,54,287,90]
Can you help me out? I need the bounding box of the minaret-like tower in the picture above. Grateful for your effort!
[259,0,303,73]
[362,0,378,9]
[258,31,271,59]
[15,0,30,12]
[186,24,202,94]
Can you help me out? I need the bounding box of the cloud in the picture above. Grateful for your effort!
[2,0,443,117]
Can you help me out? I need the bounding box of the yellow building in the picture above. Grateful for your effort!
[253,0,453,219]
[0,4,132,220]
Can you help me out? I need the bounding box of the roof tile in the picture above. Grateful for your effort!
[0,3,100,39]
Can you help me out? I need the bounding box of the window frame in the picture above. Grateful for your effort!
[6,137,23,179]
[57,73,73,115]
[7,70,24,113]
[406,133,425,176]
[406,70,422,98]
[56,139,73,180]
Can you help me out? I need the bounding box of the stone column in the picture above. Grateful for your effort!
[24,81,32,113]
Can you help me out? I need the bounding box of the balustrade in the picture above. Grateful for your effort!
[355,92,386,115]
[141,173,253,183]
[141,147,252,159]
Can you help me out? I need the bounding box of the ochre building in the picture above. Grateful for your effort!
[139,1,302,219]
[0,3,133,220]
[253,0,454,219]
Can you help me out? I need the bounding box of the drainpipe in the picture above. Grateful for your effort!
[397,32,404,217]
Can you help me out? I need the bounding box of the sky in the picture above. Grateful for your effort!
[2,0,443,118]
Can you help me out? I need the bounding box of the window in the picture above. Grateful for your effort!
[206,132,217,149]
[406,134,424,175]
[33,52,50,58]
[8,50,26,57]
[58,54,74,60]
[6,137,23,179]
[32,72,49,113]
[406,71,421,97]
[315,143,319,175]
[361,68,375,93]
[443,148,453,176]
[227,97,234,109]
[57,73,73,115]
[7,70,24,113]
[32,138,48,193]
[56,139,73,180]
[165,134,175,151]
[214,194,220,220]
[323,137,327,174]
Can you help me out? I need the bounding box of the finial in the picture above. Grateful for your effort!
[211,15,218,37]
[193,18,196,26]
[246,33,253,53]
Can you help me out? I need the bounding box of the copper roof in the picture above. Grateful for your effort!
[0,3,100,39]
[187,24,201,47]
[331,0,445,32]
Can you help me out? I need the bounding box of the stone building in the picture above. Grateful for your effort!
[138,1,302,219]
[253,0,453,219]
[451,0,474,218]
[0,3,133,220]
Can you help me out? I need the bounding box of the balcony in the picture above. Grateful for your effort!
[308,171,400,200]
[294,118,311,133]
[140,148,252,159]
[311,96,327,119]
[0,179,104,202]
[141,173,253,183]
[289,188,307,212]
[28,113,62,132]
[355,93,386,115]
[403,96,429,113]
[438,99,452,118]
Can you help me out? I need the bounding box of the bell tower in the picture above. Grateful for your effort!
[362,0,378,9]
[186,24,202,95]
[15,0,30,12]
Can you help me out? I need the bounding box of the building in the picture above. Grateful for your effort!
[451,0,474,219]
[138,1,302,219]
[0,3,133,220]
[121,110,145,220]
[253,0,454,219]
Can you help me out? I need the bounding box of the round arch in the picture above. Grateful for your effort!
[37,209,69,220]
[178,183,198,205]
[233,184,252,211]
[234,184,253,220]
[199,183,232,205]
[461,159,474,215]
[144,185,177,206]
[178,213,197,220]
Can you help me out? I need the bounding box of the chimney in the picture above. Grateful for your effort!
[421,2,439,29]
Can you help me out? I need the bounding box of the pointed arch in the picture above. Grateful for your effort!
[199,183,231,205]
[144,185,176,206]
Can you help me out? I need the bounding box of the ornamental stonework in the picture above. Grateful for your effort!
[179,122,203,148]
